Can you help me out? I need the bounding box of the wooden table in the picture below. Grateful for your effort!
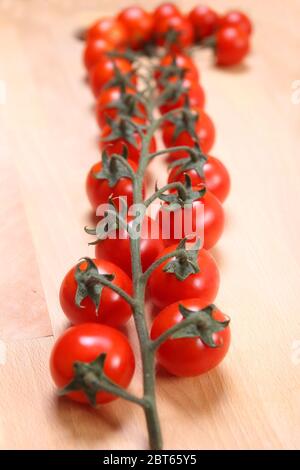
[0,0,300,450]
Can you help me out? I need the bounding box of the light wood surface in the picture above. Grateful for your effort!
[0,0,300,450]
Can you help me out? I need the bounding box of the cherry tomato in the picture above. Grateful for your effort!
[148,245,220,310]
[150,299,230,376]
[153,3,181,22]
[162,108,215,155]
[100,124,157,164]
[215,26,250,67]
[95,87,146,128]
[86,158,142,210]
[50,323,135,404]
[83,38,114,71]
[218,10,252,36]
[168,155,230,203]
[87,17,127,46]
[154,15,194,52]
[117,6,154,49]
[89,57,135,97]
[157,186,224,249]
[157,53,200,82]
[95,216,164,276]
[159,77,205,114]
[59,259,132,327]
[188,5,219,40]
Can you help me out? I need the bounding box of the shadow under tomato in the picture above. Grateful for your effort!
[53,393,135,444]
[216,61,251,74]
[156,364,231,418]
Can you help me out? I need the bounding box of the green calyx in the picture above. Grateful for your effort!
[105,91,145,120]
[93,147,133,187]
[58,353,107,406]
[101,116,144,149]
[159,173,206,209]
[163,238,201,281]
[172,305,230,347]
[169,143,208,179]
[75,257,114,314]
[167,98,199,141]
[85,197,128,243]
[104,61,136,91]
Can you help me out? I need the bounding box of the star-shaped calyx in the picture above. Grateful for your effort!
[168,142,208,180]
[75,257,114,315]
[159,173,206,210]
[101,116,145,148]
[93,147,133,187]
[172,304,230,347]
[58,353,108,406]
[163,238,201,281]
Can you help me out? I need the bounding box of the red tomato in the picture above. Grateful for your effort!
[216,26,250,67]
[157,53,200,82]
[117,6,154,49]
[50,323,135,404]
[86,158,142,210]
[87,17,127,46]
[89,57,135,97]
[59,259,132,327]
[153,3,181,22]
[168,155,230,203]
[154,15,194,52]
[150,299,230,376]
[162,108,215,155]
[218,10,252,36]
[95,216,164,276]
[83,38,114,71]
[157,187,224,249]
[95,87,146,128]
[159,77,205,114]
[148,245,220,310]
[188,5,219,40]
[100,124,157,164]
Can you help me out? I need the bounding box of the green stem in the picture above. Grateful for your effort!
[150,312,203,350]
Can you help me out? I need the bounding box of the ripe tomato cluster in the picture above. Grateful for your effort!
[50,3,251,420]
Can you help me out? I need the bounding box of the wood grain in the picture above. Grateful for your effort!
[0,0,300,450]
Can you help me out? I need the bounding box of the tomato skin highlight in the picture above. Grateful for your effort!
[153,3,181,22]
[168,155,231,203]
[100,125,157,164]
[86,159,141,210]
[162,108,215,156]
[157,188,224,250]
[150,299,230,377]
[154,15,194,52]
[148,245,220,310]
[89,57,135,98]
[188,5,219,40]
[218,10,252,36]
[50,323,135,404]
[216,26,250,67]
[117,6,154,49]
[59,259,132,328]
[87,17,127,46]
[95,216,164,276]
[83,38,114,71]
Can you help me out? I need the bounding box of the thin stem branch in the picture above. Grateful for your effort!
[144,182,186,207]
[94,275,135,307]
[150,312,202,350]
[147,145,199,161]
[99,377,145,407]
[141,248,183,282]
